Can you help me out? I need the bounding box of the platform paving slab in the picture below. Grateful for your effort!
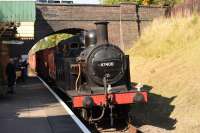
[0,78,83,133]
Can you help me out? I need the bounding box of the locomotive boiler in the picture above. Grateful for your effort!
[30,21,148,126]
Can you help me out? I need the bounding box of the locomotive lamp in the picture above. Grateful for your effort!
[135,82,143,91]
[134,83,145,103]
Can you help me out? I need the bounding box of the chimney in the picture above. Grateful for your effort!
[95,21,109,45]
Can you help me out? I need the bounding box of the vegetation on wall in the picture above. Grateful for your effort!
[101,0,183,5]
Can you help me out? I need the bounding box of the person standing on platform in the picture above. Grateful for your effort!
[6,58,16,94]
[21,60,28,82]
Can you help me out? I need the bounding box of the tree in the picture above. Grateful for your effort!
[29,33,72,54]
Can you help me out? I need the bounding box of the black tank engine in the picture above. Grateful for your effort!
[32,21,148,127]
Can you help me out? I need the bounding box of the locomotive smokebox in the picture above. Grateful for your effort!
[95,21,109,45]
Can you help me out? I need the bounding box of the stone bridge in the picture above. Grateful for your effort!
[18,3,168,57]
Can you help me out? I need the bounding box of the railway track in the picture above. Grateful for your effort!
[93,117,140,133]
[95,124,138,133]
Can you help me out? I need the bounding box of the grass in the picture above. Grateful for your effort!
[127,15,200,132]
[128,15,200,58]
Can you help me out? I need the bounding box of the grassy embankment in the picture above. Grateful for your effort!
[127,15,200,132]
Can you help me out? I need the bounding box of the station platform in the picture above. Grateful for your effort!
[0,78,84,133]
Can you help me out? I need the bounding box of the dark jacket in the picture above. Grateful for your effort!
[6,63,16,86]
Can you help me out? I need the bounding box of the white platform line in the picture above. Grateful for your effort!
[38,76,91,133]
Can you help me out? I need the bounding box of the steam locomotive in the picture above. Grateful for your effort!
[29,22,148,126]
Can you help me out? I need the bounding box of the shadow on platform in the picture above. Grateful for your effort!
[0,115,80,133]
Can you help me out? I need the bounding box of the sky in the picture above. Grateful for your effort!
[73,0,100,4]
